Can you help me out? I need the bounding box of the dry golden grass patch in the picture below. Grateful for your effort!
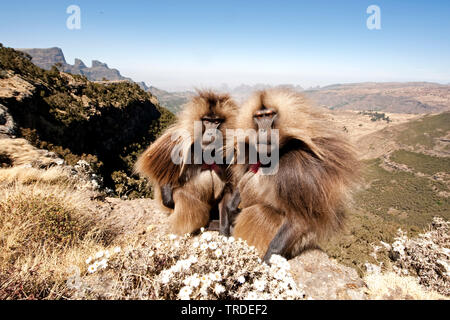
[0,138,58,168]
[0,166,116,299]
[365,272,446,300]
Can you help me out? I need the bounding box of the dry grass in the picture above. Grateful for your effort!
[365,272,446,300]
[0,166,116,299]
[0,138,60,168]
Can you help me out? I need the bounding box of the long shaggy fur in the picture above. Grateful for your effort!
[232,89,360,257]
[135,90,237,234]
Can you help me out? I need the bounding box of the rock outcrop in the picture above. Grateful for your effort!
[0,104,16,138]
[19,47,135,82]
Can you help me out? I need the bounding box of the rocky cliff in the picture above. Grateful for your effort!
[0,44,175,196]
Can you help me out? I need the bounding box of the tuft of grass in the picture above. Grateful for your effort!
[0,167,116,299]
[364,272,446,300]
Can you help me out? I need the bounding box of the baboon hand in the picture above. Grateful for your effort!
[160,184,175,209]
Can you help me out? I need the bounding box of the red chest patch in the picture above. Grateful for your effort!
[249,161,261,173]
[201,162,221,174]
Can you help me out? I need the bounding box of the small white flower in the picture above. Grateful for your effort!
[178,286,192,300]
[254,279,266,292]
[184,274,201,288]
[214,248,223,258]
[113,246,121,254]
[210,271,222,282]
[85,257,92,265]
[97,259,108,269]
[149,250,155,257]
[180,260,192,270]
[104,250,110,258]
[201,232,212,242]
[161,271,173,284]
[269,254,282,264]
[169,234,178,240]
[193,241,200,248]
[208,242,218,250]
[228,236,235,243]
[200,227,205,233]
[87,264,97,273]
[200,243,208,251]
[214,284,225,295]
[188,255,198,263]
[95,250,104,259]
[274,268,287,280]
[237,276,246,284]
[245,291,259,300]
[174,241,180,248]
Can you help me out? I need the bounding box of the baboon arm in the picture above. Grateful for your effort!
[160,184,175,209]
[263,220,297,263]
[219,192,231,236]
[227,189,241,221]
[219,189,241,236]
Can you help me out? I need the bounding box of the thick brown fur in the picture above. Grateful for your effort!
[135,90,238,234]
[231,89,360,258]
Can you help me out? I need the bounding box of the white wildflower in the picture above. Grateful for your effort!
[208,242,218,250]
[274,268,287,280]
[161,271,173,284]
[238,276,246,284]
[149,250,155,257]
[201,232,212,242]
[98,259,108,269]
[210,271,222,282]
[169,234,178,240]
[269,254,283,265]
[113,246,121,254]
[214,248,223,258]
[214,284,225,295]
[187,274,201,288]
[193,241,200,248]
[245,291,259,300]
[188,255,198,264]
[254,279,266,292]
[95,250,104,259]
[228,236,235,243]
[87,264,97,273]
[200,243,208,251]
[200,227,205,233]
[178,286,192,300]
[200,274,212,287]
[85,257,92,265]
[180,260,192,270]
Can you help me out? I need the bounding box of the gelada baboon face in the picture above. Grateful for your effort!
[179,91,237,156]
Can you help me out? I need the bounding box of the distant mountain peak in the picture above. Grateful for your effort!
[18,47,133,83]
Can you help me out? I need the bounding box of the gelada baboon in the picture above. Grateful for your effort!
[224,89,359,263]
[135,91,237,235]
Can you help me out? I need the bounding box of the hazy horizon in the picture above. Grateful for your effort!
[1,1,449,91]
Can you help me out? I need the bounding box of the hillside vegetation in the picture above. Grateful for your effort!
[324,112,450,277]
[0,44,175,197]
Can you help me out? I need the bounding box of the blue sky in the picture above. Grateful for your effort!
[0,0,449,90]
